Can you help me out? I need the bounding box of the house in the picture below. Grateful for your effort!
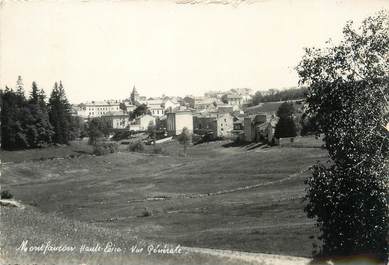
[166,110,193,136]
[129,114,155,131]
[163,98,181,112]
[217,104,234,114]
[243,114,277,143]
[193,97,217,111]
[76,100,135,120]
[226,94,243,111]
[193,113,234,138]
[101,111,130,130]
[147,99,165,117]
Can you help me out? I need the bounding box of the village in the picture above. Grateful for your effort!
[71,86,307,146]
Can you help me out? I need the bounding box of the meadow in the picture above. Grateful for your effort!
[1,138,327,258]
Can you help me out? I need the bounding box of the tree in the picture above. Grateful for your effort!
[147,120,156,145]
[69,116,86,140]
[297,11,389,263]
[48,81,72,144]
[274,102,297,138]
[87,118,110,145]
[130,104,150,120]
[300,112,320,136]
[183,96,195,108]
[250,91,263,106]
[0,87,28,149]
[119,102,127,113]
[29,81,39,105]
[177,127,191,156]
[221,94,228,104]
[26,82,54,147]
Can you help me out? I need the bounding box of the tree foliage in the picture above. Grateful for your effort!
[130,104,150,120]
[1,78,80,150]
[274,102,297,138]
[177,127,191,156]
[48,81,72,144]
[297,11,389,262]
[86,117,109,145]
[221,94,229,104]
[1,79,54,150]
[250,87,307,106]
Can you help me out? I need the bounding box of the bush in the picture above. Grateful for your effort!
[111,131,131,141]
[128,141,145,152]
[1,190,13,199]
[152,145,167,155]
[93,141,119,156]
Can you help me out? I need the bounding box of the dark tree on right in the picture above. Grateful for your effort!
[297,11,389,264]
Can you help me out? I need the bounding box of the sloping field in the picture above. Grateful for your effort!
[0,205,310,265]
[1,139,328,257]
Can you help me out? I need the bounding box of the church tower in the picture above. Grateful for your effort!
[130,85,139,105]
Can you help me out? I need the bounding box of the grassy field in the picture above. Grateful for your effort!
[0,140,93,163]
[1,137,327,258]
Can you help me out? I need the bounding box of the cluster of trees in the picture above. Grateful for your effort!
[1,76,77,150]
[250,87,307,106]
[298,11,389,263]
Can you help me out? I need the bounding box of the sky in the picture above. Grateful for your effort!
[1,0,388,104]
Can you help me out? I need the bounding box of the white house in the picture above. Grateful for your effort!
[101,111,130,130]
[76,100,135,120]
[147,99,165,117]
[166,110,193,136]
[163,98,181,112]
[129,114,156,131]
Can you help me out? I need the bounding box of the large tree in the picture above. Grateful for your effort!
[48,81,72,144]
[26,82,54,147]
[274,102,297,139]
[0,87,28,149]
[297,11,389,263]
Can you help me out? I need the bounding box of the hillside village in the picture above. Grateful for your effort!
[71,86,306,145]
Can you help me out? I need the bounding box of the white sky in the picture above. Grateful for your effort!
[1,0,388,104]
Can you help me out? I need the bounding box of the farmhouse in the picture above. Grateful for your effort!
[166,110,193,136]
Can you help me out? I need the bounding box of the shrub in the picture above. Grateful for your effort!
[128,141,145,152]
[1,190,13,199]
[93,141,118,156]
[111,131,131,141]
[152,145,167,155]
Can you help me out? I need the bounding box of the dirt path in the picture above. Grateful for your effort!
[184,247,311,265]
